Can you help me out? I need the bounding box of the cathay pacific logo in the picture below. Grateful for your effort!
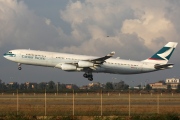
[157,47,173,60]
[149,47,175,60]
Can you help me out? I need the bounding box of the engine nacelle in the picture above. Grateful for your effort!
[78,61,94,67]
[61,64,77,71]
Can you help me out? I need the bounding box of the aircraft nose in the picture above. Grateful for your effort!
[3,53,8,58]
[3,53,10,59]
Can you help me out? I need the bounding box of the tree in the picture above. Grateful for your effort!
[48,81,55,90]
[167,84,171,90]
[123,84,129,90]
[38,82,47,90]
[0,81,6,90]
[145,84,152,90]
[137,85,141,87]
[105,82,113,90]
[176,84,180,92]
[59,84,66,90]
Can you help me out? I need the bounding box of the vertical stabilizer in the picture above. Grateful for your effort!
[142,42,178,64]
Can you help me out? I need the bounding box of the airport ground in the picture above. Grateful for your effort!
[0,93,180,119]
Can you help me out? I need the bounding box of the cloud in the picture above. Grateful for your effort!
[0,0,180,85]
[0,0,69,50]
[45,18,51,25]
[1,0,179,60]
[60,0,133,40]
[59,0,180,60]
[121,1,179,50]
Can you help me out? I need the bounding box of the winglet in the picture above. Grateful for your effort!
[108,51,115,56]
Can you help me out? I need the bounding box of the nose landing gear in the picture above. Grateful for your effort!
[18,63,22,70]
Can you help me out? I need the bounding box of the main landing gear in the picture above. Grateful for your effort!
[18,63,22,70]
[83,72,93,81]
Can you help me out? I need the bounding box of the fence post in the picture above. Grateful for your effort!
[129,89,131,117]
[17,89,18,116]
[157,94,159,114]
[73,89,75,116]
[101,89,102,116]
[45,89,46,116]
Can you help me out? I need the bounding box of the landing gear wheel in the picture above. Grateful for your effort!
[83,72,93,81]
[88,77,93,81]
[83,73,88,78]
[88,75,93,81]
[18,67,22,70]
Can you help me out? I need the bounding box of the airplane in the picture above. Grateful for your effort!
[3,42,178,81]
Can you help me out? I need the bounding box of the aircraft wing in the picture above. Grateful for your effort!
[154,63,174,69]
[90,51,115,64]
[55,51,115,71]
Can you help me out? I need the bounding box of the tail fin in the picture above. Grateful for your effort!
[142,42,178,64]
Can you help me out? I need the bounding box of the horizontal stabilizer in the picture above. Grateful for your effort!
[154,63,174,69]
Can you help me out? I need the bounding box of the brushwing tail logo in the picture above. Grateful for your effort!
[150,45,175,61]
[157,47,174,61]
[142,42,177,64]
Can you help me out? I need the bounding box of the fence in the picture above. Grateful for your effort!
[0,90,180,117]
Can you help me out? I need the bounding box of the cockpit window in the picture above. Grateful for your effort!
[4,51,16,57]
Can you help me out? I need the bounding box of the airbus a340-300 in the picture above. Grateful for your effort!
[4,42,178,81]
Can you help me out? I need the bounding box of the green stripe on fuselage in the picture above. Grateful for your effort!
[4,53,16,57]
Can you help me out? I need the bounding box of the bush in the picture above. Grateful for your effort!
[131,113,179,120]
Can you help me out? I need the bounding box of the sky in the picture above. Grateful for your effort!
[0,0,180,87]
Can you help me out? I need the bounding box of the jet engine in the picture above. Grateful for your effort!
[78,61,94,67]
[61,64,77,71]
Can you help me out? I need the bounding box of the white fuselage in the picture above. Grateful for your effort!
[4,49,157,74]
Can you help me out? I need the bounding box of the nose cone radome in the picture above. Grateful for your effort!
[3,53,7,57]
[3,53,9,59]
